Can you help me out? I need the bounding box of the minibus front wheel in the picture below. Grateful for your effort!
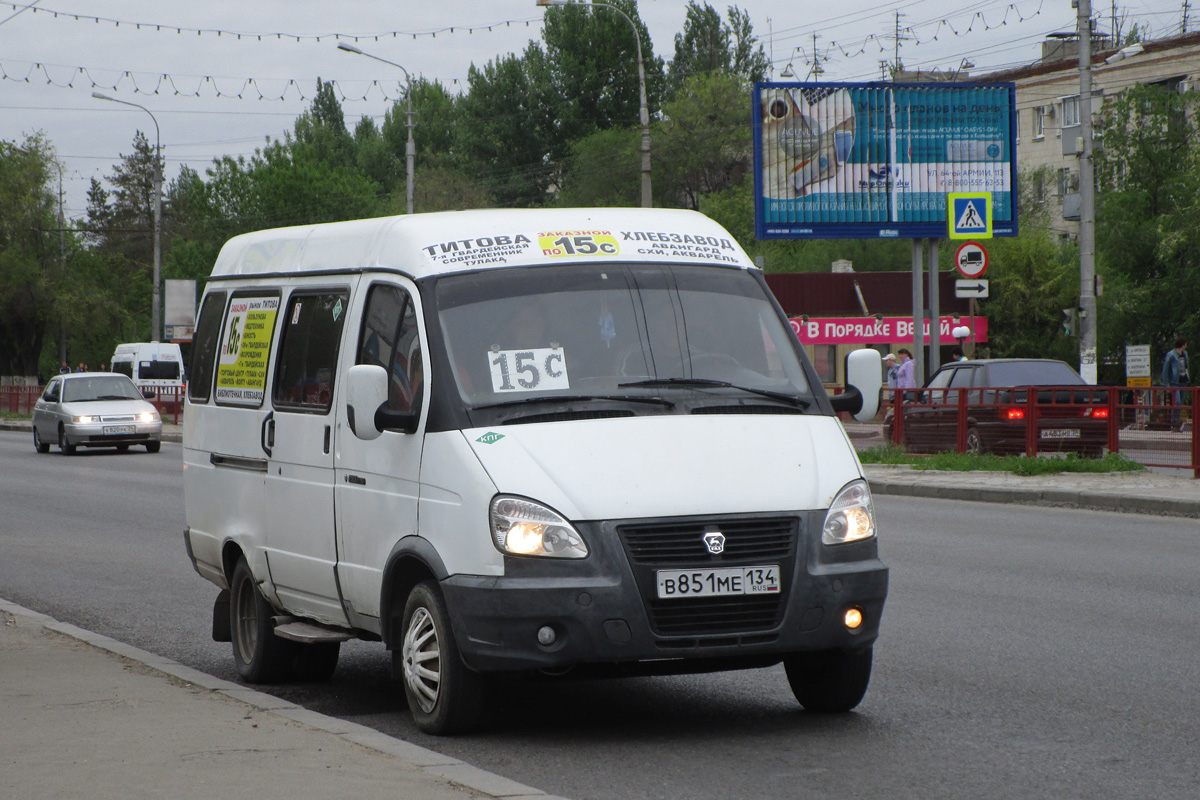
[396,580,485,735]
[784,647,873,713]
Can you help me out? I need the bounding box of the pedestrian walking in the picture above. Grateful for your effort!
[883,353,899,406]
[1162,337,1190,429]
[896,348,917,401]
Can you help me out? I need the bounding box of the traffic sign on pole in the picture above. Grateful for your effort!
[955,279,989,299]
[948,193,993,239]
[955,241,988,278]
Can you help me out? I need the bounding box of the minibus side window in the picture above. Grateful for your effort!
[273,290,350,413]
[188,291,227,402]
[357,284,423,415]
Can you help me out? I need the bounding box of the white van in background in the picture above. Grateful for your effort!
[182,208,887,735]
[110,342,186,396]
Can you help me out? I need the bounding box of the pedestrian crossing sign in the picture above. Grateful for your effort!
[948,193,993,239]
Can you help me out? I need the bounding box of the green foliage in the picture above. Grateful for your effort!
[668,3,768,93]
[1095,83,1200,362]
[0,134,57,375]
[455,46,560,207]
[559,127,640,207]
[984,183,1079,362]
[654,72,751,209]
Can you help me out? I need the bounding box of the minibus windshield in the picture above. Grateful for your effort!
[435,263,813,414]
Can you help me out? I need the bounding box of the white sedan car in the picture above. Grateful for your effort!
[32,372,163,454]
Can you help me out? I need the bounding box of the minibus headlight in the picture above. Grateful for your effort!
[490,496,588,559]
[821,480,877,545]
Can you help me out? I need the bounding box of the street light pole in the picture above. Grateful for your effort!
[338,42,415,215]
[93,91,162,341]
[537,0,652,207]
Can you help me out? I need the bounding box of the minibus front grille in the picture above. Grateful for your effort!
[617,517,796,566]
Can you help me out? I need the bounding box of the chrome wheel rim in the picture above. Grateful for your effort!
[402,606,441,713]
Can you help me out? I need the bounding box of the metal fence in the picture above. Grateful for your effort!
[1,384,186,424]
[882,386,1198,477]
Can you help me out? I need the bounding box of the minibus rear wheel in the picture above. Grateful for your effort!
[784,647,873,712]
[397,581,485,735]
[230,557,297,683]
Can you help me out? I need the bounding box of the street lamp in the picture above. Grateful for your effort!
[93,91,162,341]
[338,42,415,215]
[537,0,652,207]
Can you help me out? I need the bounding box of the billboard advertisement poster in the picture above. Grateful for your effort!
[754,82,1017,240]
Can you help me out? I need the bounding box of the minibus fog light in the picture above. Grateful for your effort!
[822,480,877,545]
[490,496,588,559]
[844,608,864,631]
[537,626,557,646]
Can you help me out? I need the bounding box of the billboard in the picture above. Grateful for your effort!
[753,82,1017,240]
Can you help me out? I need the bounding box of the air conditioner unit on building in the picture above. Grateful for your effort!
[1179,79,1194,93]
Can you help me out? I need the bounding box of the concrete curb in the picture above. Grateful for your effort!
[865,473,1200,518]
[0,598,567,800]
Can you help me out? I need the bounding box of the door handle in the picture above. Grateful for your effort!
[260,411,274,457]
[324,425,331,454]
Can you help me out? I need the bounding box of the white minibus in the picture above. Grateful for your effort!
[182,208,886,734]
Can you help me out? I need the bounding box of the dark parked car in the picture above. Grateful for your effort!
[883,359,1109,457]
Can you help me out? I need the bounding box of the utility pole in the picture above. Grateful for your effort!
[1078,0,1098,384]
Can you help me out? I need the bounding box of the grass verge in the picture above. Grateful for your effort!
[858,444,1145,476]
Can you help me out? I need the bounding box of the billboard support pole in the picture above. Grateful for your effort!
[926,238,941,377]
[911,239,925,385]
[1077,0,1098,384]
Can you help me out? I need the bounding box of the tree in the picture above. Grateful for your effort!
[456,47,557,207]
[1094,83,1200,361]
[668,3,769,94]
[540,0,666,148]
[558,127,640,207]
[0,134,57,376]
[653,72,752,208]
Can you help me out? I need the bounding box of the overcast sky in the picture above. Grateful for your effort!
[0,0,1188,220]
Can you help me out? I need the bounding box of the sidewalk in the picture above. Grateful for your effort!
[0,600,562,800]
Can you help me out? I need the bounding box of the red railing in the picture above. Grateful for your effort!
[0,384,185,424]
[884,385,1198,477]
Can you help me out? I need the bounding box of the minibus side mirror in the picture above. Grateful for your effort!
[347,365,388,441]
[830,349,882,422]
[346,364,419,440]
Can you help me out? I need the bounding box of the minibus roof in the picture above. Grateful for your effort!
[209,208,756,280]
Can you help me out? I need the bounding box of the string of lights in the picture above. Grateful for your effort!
[0,3,540,42]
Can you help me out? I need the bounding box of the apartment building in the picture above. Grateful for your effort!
[982,31,1200,239]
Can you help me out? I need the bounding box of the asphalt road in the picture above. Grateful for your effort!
[2,429,1197,800]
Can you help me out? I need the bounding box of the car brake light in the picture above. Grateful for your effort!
[1088,407,1109,418]
[1003,407,1025,420]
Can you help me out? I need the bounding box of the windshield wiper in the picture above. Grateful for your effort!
[474,394,675,411]
[96,394,134,401]
[618,378,810,408]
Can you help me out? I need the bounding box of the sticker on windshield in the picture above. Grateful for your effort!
[489,347,570,393]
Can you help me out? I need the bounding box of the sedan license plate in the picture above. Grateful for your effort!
[656,565,780,599]
[103,425,135,435]
[1040,428,1081,440]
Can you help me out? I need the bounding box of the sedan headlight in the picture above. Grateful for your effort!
[138,411,159,423]
[73,415,96,424]
[490,496,588,558]
[822,479,877,545]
